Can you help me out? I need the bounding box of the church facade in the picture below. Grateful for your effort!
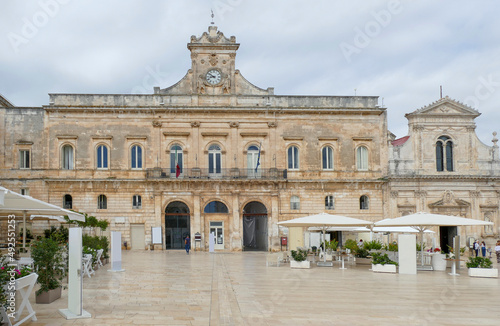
[1,26,499,251]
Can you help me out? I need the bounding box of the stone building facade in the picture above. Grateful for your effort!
[1,26,499,251]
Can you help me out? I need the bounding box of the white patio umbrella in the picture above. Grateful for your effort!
[0,186,85,248]
[278,212,373,264]
[374,212,493,267]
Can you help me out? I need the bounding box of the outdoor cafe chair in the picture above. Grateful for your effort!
[94,249,103,269]
[82,254,95,278]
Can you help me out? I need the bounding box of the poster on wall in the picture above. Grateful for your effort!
[152,227,163,244]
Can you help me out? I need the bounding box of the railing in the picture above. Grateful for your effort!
[146,168,287,180]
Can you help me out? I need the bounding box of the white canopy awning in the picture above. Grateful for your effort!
[374,212,493,230]
[278,212,373,228]
[0,186,84,221]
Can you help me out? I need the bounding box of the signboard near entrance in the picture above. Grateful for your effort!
[152,227,162,244]
[209,232,215,252]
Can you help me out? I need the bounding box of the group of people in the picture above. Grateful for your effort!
[472,239,500,263]
[473,240,488,257]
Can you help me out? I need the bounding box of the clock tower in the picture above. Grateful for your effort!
[156,26,273,96]
[188,25,239,95]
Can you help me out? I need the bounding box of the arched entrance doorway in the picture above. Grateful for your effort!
[242,201,268,251]
[165,201,190,249]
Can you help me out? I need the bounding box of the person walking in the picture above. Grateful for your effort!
[495,240,500,263]
[185,235,191,255]
[481,241,486,257]
[474,240,480,257]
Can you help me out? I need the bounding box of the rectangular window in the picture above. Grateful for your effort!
[19,150,30,169]
[133,195,142,209]
[20,188,29,196]
[325,196,334,210]
[290,196,300,210]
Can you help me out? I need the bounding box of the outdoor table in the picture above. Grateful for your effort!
[445,258,462,276]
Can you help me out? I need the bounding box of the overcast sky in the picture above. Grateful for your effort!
[1,0,499,143]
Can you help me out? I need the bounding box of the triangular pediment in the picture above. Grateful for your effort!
[428,191,470,209]
[406,96,480,118]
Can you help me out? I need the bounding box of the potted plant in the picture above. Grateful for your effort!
[371,252,397,273]
[290,248,310,269]
[430,248,446,271]
[31,237,66,303]
[466,257,498,278]
[354,247,371,265]
[364,240,383,252]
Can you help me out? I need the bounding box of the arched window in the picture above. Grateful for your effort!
[325,195,334,210]
[132,195,142,209]
[62,144,74,170]
[96,145,108,169]
[290,195,300,210]
[204,201,228,213]
[288,146,299,170]
[170,144,183,176]
[131,145,142,169]
[98,194,107,209]
[247,145,261,177]
[63,194,72,209]
[436,136,453,172]
[360,195,369,210]
[322,146,334,170]
[208,144,222,176]
[356,146,368,171]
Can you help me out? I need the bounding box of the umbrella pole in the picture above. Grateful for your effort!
[323,228,327,263]
[420,230,424,267]
[23,210,27,250]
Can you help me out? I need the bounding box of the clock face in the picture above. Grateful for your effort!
[206,69,222,85]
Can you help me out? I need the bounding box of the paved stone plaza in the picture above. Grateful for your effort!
[17,250,500,325]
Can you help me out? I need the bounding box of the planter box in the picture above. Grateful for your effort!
[431,253,447,271]
[468,268,498,278]
[372,264,397,273]
[290,260,311,269]
[355,257,372,265]
[36,287,62,304]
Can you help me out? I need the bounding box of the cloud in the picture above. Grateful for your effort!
[1,0,499,143]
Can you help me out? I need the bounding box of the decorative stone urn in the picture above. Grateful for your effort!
[431,253,447,271]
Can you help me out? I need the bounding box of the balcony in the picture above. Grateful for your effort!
[146,168,287,180]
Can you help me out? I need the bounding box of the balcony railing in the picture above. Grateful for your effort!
[146,168,287,180]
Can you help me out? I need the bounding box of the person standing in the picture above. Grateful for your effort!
[495,240,500,263]
[474,240,480,257]
[481,241,486,257]
[185,235,191,255]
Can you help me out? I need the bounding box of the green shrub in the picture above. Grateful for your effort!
[383,242,398,252]
[371,252,397,266]
[364,240,383,250]
[354,247,369,258]
[323,239,338,251]
[344,239,358,251]
[466,257,493,269]
[44,225,69,243]
[82,235,110,259]
[31,237,66,295]
[291,249,308,262]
